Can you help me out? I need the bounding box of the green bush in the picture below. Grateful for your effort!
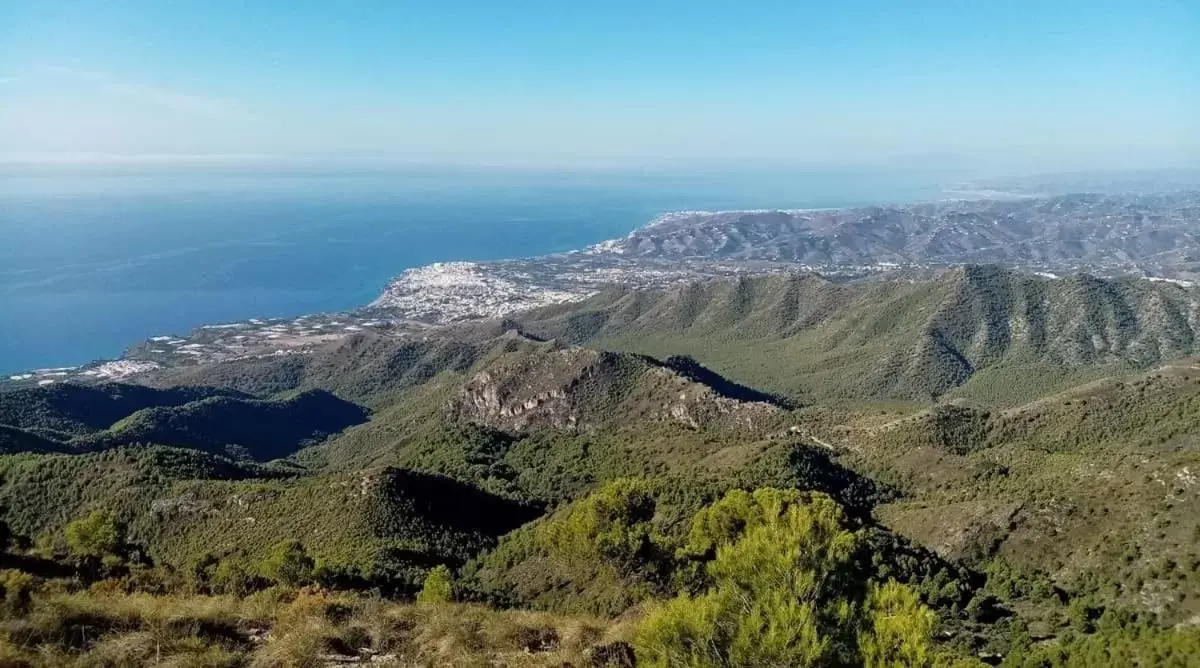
[859,580,937,668]
[64,510,122,560]
[538,478,659,575]
[0,569,35,614]
[634,591,730,666]
[1004,618,1200,667]
[417,565,454,604]
[214,559,261,597]
[636,488,973,667]
[261,540,314,587]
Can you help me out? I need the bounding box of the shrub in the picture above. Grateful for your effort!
[858,580,937,668]
[636,488,966,667]
[213,559,261,597]
[260,540,314,587]
[538,478,658,574]
[417,565,454,604]
[637,489,862,666]
[0,569,36,614]
[635,592,727,667]
[64,510,123,560]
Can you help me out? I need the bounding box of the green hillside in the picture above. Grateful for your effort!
[0,448,537,585]
[144,467,542,580]
[0,384,368,461]
[511,266,1200,405]
[813,360,1200,626]
[3,269,1200,665]
[79,389,368,461]
[0,383,245,436]
[0,424,67,455]
[0,446,267,544]
[151,333,488,406]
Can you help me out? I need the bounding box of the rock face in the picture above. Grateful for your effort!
[448,346,781,435]
[458,369,576,431]
[451,348,623,432]
[150,493,214,518]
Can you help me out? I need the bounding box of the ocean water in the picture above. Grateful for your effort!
[0,167,946,373]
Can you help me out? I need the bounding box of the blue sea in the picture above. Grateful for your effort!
[0,166,947,373]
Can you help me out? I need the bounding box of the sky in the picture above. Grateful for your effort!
[0,0,1197,172]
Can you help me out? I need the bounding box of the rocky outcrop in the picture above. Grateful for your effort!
[448,346,781,435]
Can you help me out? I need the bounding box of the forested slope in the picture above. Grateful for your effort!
[3,269,1200,665]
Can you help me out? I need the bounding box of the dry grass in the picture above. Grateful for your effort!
[0,586,632,667]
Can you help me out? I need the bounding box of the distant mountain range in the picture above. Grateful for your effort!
[592,191,1200,276]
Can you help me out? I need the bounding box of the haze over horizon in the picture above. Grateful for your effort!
[2,0,1197,174]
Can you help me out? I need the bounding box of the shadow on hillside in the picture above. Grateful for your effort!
[739,442,897,518]
[664,355,798,408]
[86,389,370,461]
[369,468,545,541]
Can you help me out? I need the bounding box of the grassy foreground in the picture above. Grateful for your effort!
[0,585,630,667]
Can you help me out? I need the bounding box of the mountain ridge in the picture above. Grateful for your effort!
[501,265,1200,403]
[593,192,1200,276]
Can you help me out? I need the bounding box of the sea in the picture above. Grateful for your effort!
[0,165,949,374]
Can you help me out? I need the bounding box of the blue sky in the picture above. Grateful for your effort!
[0,0,1196,171]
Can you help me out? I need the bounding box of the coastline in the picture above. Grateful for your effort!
[7,187,1200,385]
